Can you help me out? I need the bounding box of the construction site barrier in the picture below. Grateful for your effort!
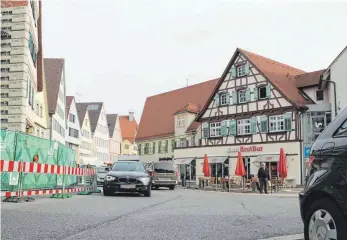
[0,129,98,202]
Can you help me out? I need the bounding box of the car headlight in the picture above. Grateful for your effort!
[138,177,150,185]
[106,176,116,181]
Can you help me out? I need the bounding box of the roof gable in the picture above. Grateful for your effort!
[196,48,311,121]
[174,103,200,115]
[294,69,325,88]
[44,58,65,114]
[107,114,118,137]
[77,102,104,133]
[119,116,138,143]
[66,96,74,117]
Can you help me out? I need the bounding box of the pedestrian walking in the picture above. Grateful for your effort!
[258,163,269,194]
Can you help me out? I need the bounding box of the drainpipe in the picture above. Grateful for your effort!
[299,111,304,185]
[320,75,337,117]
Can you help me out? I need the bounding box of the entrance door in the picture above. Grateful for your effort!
[243,157,251,179]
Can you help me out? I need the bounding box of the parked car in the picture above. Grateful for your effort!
[96,166,109,186]
[150,161,178,190]
[299,107,347,240]
[103,161,152,197]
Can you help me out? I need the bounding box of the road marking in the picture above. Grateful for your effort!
[258,233,304,240]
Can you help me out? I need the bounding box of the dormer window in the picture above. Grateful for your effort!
[237,64,246,77]
[177,116,185,127]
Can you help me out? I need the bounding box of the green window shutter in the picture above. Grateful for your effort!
[214,94,220,107]
[253,88,258,100]
[250,117,257,134]
[232,91,238,104]
[244,62,250,75]
[171,139,175,151]
[260,116,268,133]
[266,85,271,98]
[245,88,251,102]
[221,120,227,136]
[158,141,161,153]
[165,140,168,153]
[284,112,292,131]
[145,143,148,154]
[231,66,237,78]
[31,88,34,110]
[225,92,230,105]
[229,120,236,136]
[138,144,142,155]
[202,122,209,138]
[153,142,156,154]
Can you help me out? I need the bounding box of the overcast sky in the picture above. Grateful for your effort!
[42,0,347,122]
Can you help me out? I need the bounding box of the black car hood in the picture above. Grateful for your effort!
[108,171,149,178]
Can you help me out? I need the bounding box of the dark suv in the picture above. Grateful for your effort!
[299,107,347,240]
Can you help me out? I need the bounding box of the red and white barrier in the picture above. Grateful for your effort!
[0,160,96,175]
[1,159,96,198]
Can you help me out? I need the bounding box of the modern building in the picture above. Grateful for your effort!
[107,114,122,163]
[76,102,95,165]
[136,79,218,171]
[65,96,81,163]
[44,58,67,145]
[1,0,44,134]
[119,111,138,155]
[320,45,347,117]
[77,102,109,165]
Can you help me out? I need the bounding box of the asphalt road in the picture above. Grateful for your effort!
[1,188,304,240]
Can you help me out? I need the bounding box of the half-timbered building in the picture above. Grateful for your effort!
[174,48,319,186]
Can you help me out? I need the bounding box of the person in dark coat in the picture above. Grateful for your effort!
[258,163,269,194]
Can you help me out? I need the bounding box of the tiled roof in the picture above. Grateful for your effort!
[65,96,74,118]
[77,102,104,134]
[174,103,200,115]
[294,69,325,88]
[119,116,138,144]
[186,121,201,133]
[44,58,64,114]
[1,1,28,8]
[107,114,118,137]
[238,48,312,107]
[136,79,219,141]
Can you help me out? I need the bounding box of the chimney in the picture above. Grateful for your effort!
[129,109,134,121]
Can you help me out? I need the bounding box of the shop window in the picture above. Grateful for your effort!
[210,122,221,137]
[237,119,251,135]
[316,90,324,101]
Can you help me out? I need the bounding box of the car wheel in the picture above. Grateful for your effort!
[144,188,151,197]
[304,198,347,240]
[103,189,111,196]
[169,185,175,190]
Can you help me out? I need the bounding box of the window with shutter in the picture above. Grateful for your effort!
[260,116,268,133]
[214,95,220,107]
[232,91,238,104]
[253,87,258,100]
[202,122,209,138]
[221,120,227,136]
[153,142,156,154]
[220,93,228,105]
[284,112,292,131]
[251,117,257,134]
[245,88,251,102]
[138,144,142,155]
[171,139,175,151]
[229,120,236,136]
[238,90,247,103]
[158,141,162,153]
[269,115,285,132]
[165,140,168,153]
[258,86,267,99]
[231,66,237,78]
[225,92,230,104]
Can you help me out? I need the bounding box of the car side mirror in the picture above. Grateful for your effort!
[105,167,110,171]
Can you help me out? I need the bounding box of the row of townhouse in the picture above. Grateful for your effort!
[0,1,138,166]
[136,46,347,186]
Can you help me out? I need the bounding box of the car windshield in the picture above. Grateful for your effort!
[112,162,145,172]
[96,167,108,173]
[153,162,176,173]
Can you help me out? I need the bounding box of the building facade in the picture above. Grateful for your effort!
[107,114,122,162]
[1,1,44,134]
[76,103,95,165]
[44,58,66,145]
[65,96,81,163]
[77,102,109,165]
[119,111,138,156]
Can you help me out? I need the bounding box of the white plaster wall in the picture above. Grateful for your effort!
[66,99,81,146]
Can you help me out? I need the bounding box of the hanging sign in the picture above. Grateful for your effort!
[9,172,19,186]
[57,175,63,186]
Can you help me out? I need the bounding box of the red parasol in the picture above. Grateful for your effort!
[235,152,246,176]
[202,154,210,177]
[278,148,288,178]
